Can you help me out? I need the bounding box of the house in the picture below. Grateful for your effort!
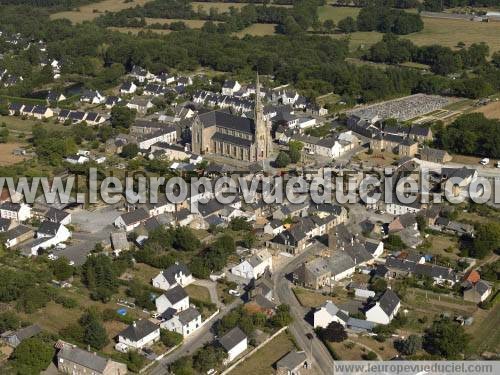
[276,351,308,375]
[155,285,189,313]
[114,208,149,232]
[0,218,15,232]
[463,280,492,303]
[385,256,458,286]
[329,251,356,281]
[152,262,194,291]
[346,317,376,333]
[81,90,105,104]
[64,154,89,165]
[388,213,417,233]
[0,202,31,222]
[420,147,452,164]
[1,324,41,347]
[160,307,202,337]
[117,319,160,349]
[385,196,422,215]
[111,232,129,254]
[46,91,66,103]
[409,126,433,143]
[313,300,349,328]
[30,105,54,120]
[219,327,248,364]
[267,226,308,255]
[126,97,154,114]
[264,219,285,236]
[45,207,71,225]
[398,139,418,157]
[272,203,309,220]
[294,257,330,290]
[130,65,155,83]
[222,80,241,96]
[365,289,401,325]
[105,96,123,109]
[231,249,272,280]
[120,81,137,94]
[3,225,33,248]
[57,341,128,375]
[37,221,71,240]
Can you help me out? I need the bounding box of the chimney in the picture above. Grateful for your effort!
[132,321,137,328]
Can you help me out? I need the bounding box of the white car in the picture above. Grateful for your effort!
[228,289,241,297]
[480,158,489,165]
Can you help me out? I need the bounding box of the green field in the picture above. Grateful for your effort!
[233,331,296,375]
[467,302,500,355]
[50,0,152,23]
[318,5,360,23]
[234,23,277,37]
[185,284,212,304]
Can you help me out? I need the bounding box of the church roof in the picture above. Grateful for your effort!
[198,110,255,134]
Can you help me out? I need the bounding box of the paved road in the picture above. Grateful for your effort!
[273,241,334,375]
[148,299,242,375]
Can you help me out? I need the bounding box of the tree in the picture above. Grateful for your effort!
[338,17,357,33]
[12,337,54,374]
[126,350,145,372]
[492,51,500,68]
[170,356,195,375]
[275,151,291,168]
[319,321,347,342]
[81,254,118,302]
[51,257,74,281]
[110,105,136,129]
[193,345,227,373]
[395,334,422,356]
[423,317,469,359]
[369,278,387,294]
[80,310,108,350]
[120,143,139,159]
[323,19,335,34]
[288,141,303,164]
[385,234,405,250]
[173,227,201,252]
[471,222,500,259]
[160,329,183,347]
[0,311,19,333]
[271,304,293,327]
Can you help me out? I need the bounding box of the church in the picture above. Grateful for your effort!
[190,75,273,162]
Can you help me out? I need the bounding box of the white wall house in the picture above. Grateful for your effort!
[313,301,349,328]
[160,307,202,337]
[365,289,401,325]
[231,249,272,280]
[222,80,241,96]
[117,320,160,349]
[219,327,247,364]
[0,202,32,222]
[152,263,194,291]
[114,208,149,232]
[155,285,190,314]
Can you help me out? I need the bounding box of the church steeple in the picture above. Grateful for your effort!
[254,72,270,161]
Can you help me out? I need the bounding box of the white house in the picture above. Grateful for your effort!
[31,222,71,255]
[297,117,316,130]
[80,90,105,104]
[152,263,194,291]
[155,285,189,314]
[219,327,247,364]
[263,219,285,236]
[114,208,149,232]
[222,80,241,96]
[31,105,54,120]
[120,81,137,94]
[365,289,401,325]
[231,249,272,280]
[64,155,89,165]
[160,307,202,337]
[0,202,32,222]
[313,301,349,328]
[117,319,160,349]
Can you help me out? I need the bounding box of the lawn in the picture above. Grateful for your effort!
[232,331,296,375]
[421,234,461,262]
[466,302,500,355]
[292,287,331,308]
[405,17,500,54]
[127,262,160,284]
[185,284,212,304]
[0,115,45,133]
[234,23,277,37]
[0,142,31,166]
[50,0,152,23]
[318,5,360,23]
[473,100,500,120]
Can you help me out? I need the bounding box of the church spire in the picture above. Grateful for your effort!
[254,72,270,161]
[255,72,261,116]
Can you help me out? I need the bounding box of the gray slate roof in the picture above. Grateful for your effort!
[219,326,247,351]
[378,289,400,316]
[162,263,191,284]
[119,319,158,342]
[163,285,188,305]
[276,351,307,370]
[178,307,201,325]
[58,344,108,373]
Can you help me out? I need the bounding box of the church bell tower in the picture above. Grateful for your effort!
[254,73,272,161]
